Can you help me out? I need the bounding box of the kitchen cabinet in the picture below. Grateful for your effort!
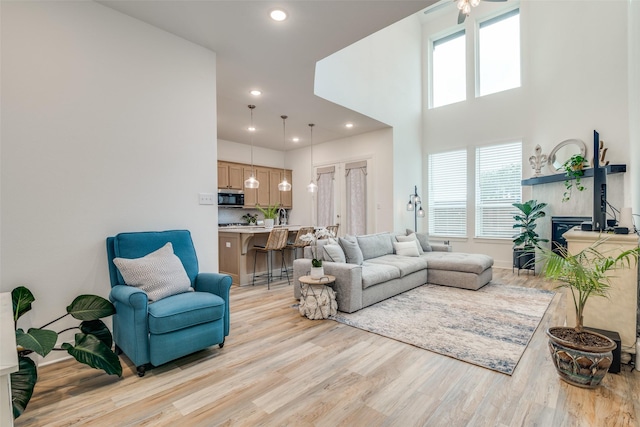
[218,161,292,208]
[218,161,243,190]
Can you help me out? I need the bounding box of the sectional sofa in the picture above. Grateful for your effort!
[292,231,494,313]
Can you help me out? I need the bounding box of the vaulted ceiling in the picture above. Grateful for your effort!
[98,1,435,150]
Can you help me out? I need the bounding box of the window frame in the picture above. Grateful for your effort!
[474,7,521,98]
[429,28,467,109]
[474,141,522,239]
[427,149,468,238]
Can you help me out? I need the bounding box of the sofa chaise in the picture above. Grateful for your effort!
[292,231,493,313]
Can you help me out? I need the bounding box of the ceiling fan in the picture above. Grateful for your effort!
[456,0,507,24]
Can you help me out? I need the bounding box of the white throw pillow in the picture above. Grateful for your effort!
[113,242,192,302]
[323,244,346,263]
[393,241,420,257]
[396,234,424,255]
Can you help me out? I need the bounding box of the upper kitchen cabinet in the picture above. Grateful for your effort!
[268,169,292,209]
[218,161,243,190]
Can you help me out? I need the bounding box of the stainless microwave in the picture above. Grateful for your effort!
[218,189,244,207]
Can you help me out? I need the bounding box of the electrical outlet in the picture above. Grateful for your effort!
[225,242,231,248]
[198,193,215,205]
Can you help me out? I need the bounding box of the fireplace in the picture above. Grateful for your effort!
[551,216,591,254]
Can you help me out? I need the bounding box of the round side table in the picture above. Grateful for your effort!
[298,275,337,320]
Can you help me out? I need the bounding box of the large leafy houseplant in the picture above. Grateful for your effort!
[512,199,548,271]
[11,286,122,419]
[538,241,640,387]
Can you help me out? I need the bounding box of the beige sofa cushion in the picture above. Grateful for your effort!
[365,254,428,277]
[357,233,394,260]
[422,252,493,275]
[361,263,400,289]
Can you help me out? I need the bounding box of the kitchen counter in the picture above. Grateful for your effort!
[218,225,309,286]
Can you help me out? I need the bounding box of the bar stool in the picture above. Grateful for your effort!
[252,227,289,289]
[284,227,314,269]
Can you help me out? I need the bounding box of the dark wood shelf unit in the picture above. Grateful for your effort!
[521,164,626,186]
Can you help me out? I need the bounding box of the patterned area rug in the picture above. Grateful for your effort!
[330,282,554,375]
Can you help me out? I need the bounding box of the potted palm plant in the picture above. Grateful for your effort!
[256,203,279,229]
[539,241,640,388]
[561,154,587,202]
[512,199,548,273]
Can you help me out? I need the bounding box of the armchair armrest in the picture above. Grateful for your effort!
[108,285,150,366]
[194,273,232,336]
[109,284,149,309]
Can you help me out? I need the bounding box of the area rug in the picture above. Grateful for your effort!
[330,282,554,375]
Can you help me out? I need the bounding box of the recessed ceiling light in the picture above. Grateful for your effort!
[249,90,262,96]
[248,126,256,132]
[270,9,287,21]
[345,123,354,128]
[292,137,299,143]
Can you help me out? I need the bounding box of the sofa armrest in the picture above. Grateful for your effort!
[195,273,232,336]
[293,259,364,313]
[431,244,453,252]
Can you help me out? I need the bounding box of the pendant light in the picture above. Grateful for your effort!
[278,115,292,191]
[306,123,318,193]
[244,105,259,189]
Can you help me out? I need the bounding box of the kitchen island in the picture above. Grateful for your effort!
[219,225,309,286]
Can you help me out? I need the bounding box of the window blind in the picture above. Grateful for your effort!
[428,150,467,237]
[475,142,522,238]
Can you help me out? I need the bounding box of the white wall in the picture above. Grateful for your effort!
[218,139,285,169]
[1,1,218,362]
[422,1,631,268]
[315,15,424,233]
[286,128,395,233]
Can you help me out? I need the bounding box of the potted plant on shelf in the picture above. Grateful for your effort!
[256,203,279,229]
[539,241,640,388]
[512,199,548,273]
[300,227,333,278]
[11,286,122,419]
[561,154,588,202]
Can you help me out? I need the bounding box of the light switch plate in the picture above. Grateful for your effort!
[199,193,215,205]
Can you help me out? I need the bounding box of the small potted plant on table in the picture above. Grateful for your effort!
[512,199,548,274]
[539,241,640,388]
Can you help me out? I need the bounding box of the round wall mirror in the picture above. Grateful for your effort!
[547,139,587,173]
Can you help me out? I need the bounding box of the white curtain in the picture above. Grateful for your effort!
[345,161,367,236]
[316,166,335,228]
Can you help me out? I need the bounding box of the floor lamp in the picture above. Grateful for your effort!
[406,185,425,232]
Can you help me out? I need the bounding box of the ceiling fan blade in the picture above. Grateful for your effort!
[457,10,467,24]
[483,0,508,2]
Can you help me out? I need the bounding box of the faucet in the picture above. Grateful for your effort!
[277,208,287,226]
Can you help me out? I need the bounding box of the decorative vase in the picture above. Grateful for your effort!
[310,266,324,279]
[264,218,274,229]
[546,327,616,388]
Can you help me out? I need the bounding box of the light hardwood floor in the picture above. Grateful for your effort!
[15,269,640,426]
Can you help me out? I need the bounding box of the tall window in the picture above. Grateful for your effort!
[431,30,466,108]
[345,161,367,236]
[428,150,467,237]
[475,142,522,238]
[478,9,521,97]
[316,166,335,228]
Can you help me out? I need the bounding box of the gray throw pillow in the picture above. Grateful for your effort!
[396,233,424,254]
[338,237,364,265]
[414,232,432,252]
[113,242,192,302]
[356,233,394,260]
[323,244,346,263]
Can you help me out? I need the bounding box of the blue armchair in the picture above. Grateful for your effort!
[106,230,231,377]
